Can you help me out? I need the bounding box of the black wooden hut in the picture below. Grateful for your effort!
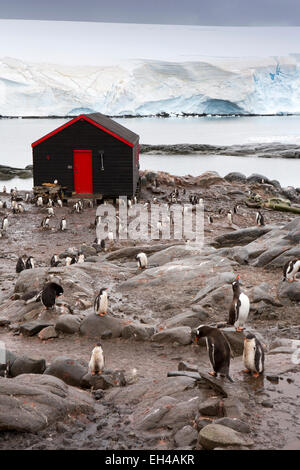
[31,113,140,197]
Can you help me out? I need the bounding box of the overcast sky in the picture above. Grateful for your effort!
[1,0,300,26]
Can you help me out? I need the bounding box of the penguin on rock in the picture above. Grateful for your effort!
[16,255,27,273]
[283,258,300,282]
[40,282,64,310]
[136,252,148,269]
[94,288,108,316]
[89,343,105,375]
[243,333,265,378]
[50,254,60,267]
[228,275,250,332]
[25,256,35,269]
[194,325,234,382]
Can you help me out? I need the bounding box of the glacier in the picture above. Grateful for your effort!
[1,55,300,116]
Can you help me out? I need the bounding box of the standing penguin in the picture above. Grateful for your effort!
[88,343,105,375]
[41,217,50,229]
[228,275,250,332]
[243,333,265,378]
[136,252,148,269]
[50,254,60,267]
[36,196,43,207]
[256,211,265,226]
[25,256,35,269]
[194,325,233,382]
[60,217,67,231]
[1,216,8,231]
[283,258,300,282]
[40,282,64,309]
[16,255,27,273]
[227,210,233,226]
[207,215,213,224]
[94,288,108,316]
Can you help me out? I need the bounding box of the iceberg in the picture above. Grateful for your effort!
[1,55,300,116]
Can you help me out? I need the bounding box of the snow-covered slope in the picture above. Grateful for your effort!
[1,55,300,116]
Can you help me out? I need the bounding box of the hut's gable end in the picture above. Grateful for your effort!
[33,119,135,196]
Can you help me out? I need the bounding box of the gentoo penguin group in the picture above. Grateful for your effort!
[256,211,265,226]
[194,325,233,382]
[40,282,64,310]
[243,333,265,378]
[228,275,250,332]
[16,256,27,273]
[136,252,148,269]
[94,288,108,316]
[283,258,300,282]
[89,343,105,375]
[25,256,35,269]
[60,217,67,231]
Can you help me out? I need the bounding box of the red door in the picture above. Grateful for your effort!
[73,150,93,193]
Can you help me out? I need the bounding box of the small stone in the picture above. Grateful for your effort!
[38,326,58,340]
[174,425,198,447]
[261,400,273,408]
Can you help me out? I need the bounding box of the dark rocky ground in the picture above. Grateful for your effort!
[0,169,300,450]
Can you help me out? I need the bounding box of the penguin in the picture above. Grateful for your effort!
[41,216,50,229]
[194,325,233,382]
[94,288,108,316]
[77,253,85,263]
[108,231,114,241]
[17,203,25,213]
[36,196,43,207]
[208,215,213,224]
[11,200,18,213]
[40,282,64,309]
[128,199,132,208]
[50,254,60,267]
[54,179,58,185]
[73,202,80,213]
[1,216,8,231]
[2,186,6,193]
[88,343,105,375]
[57,199,63,208]
[256,211,265,226]
[25,256,35,269]
[227,210,233,226]
[243,333,265,378]
[48,207,54,217]
[136,252,148,269]
[65,255,77,266]
[228,275,250,332]
[16,255,27,273]
[283,258,300,282]
[25,193,30,203]
[233,204,239,214]
[60,217,67,231]
[47,198,54,207]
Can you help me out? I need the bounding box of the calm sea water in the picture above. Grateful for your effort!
[1,115,300,190]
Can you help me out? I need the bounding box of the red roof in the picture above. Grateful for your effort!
[31,113,139,148]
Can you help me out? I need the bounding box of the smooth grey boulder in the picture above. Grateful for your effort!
[55,314,81,334]
[80,313,123,339]
[0,374,94,432]
[10,356,46,377]
[212,226,272,248]
[161,308,209,329]
[198,423,254,449]
[174,425,198,447]
[278,280,300,302]
[44,356,88,387]
[121,323,155,341]
[151,327,192,345]
[214,417,251,433]
[20,321,53,336]
[224,172,247,183]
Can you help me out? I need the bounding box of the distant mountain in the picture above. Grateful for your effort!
[1,55,300,116]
